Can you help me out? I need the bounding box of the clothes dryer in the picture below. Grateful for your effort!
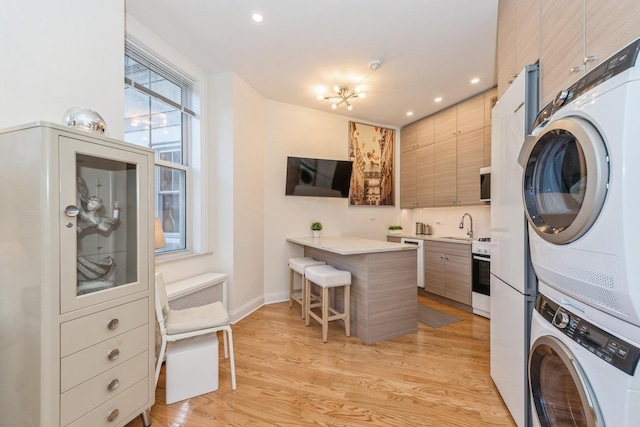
[518,38,640,327]
[529,283,640,427]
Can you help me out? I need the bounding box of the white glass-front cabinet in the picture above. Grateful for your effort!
[0,122,154,427]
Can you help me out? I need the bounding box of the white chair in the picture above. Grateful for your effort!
[154,273,236,390]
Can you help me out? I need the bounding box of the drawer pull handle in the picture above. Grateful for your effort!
[107,348,120,361]
[107,318,120,330]
[107,408,120,422]
[107,379,120,392]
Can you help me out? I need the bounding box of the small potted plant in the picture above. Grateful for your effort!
[311,221,322,238]
[388,225,403,235]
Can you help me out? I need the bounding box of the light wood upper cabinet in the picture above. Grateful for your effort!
[514,0,540,75]
[417,116,435,147]
[585,0,640,72]
[539,0,640,105]
[540,0,584,104]
[400,122,417,153]
[457,94,485,135]
[484,88,498,126]
[399,87,495,208]
[400,141,417,208]
[434,107,457,142]
[497,0,540,99]
[456,128,485,205]
[497,0,640,106]
[483,88,497,167]
[416,144,435,207]
[484,126,492,168]
[434,136,457,206]
[497,0,516,99]
[400,119,436,208]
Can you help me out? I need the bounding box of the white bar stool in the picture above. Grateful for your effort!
[304,265,351,343]
[288,257,326,319]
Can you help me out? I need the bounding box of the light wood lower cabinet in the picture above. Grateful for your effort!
[424,241,471,305]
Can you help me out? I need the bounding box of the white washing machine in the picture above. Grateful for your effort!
[518,38,640,328]
[529,283,640,426]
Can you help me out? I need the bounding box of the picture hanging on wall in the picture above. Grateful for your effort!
[348,121,395,206]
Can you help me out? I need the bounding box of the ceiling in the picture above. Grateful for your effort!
[125,0,499,128]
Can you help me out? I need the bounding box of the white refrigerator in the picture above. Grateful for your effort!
[490,64,539,427]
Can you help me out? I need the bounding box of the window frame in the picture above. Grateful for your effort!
[123,29,207,259]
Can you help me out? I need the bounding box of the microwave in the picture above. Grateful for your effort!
[480,167,491,202]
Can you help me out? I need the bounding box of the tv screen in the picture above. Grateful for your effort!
[285,156,353,198]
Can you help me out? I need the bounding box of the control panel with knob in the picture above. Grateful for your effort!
[552,309,570,329]
[535,293,640,376]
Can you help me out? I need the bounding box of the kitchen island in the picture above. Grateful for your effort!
[287,236,418,344]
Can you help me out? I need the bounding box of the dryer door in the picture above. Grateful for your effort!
[529,335,603,427]
[519,118,609,244]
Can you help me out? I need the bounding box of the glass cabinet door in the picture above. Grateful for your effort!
[59,136,150,313]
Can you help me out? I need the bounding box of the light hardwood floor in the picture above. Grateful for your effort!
[127,293,516,426]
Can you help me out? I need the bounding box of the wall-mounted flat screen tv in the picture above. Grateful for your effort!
[285,156,353,198]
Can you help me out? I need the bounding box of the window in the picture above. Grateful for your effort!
[124,41,195,253]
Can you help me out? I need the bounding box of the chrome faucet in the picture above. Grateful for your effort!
[459,213,473,238]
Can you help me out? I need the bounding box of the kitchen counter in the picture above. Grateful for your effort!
[286,235,419,255]
[386,233,475,244]
[287,235,417,344]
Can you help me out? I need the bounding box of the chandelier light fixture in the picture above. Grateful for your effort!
[317,85,366,111]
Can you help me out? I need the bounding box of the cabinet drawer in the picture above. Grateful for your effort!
[61,298,148,357]
[60,352,148,426]
[424,241,470,258]
[66,378,149,427]
[61,325,148,392]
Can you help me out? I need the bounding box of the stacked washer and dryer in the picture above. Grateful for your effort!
[519,39,640,426]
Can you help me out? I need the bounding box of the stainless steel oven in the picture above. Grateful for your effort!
[472,239,491,318]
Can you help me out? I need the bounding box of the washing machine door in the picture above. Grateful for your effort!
[529,335,603,427]
[518,118,609,244]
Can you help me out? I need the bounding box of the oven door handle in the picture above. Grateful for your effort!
[473,255,490,261]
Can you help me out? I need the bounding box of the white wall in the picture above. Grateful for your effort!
[0,1,125,136]
[208,72,266,321]
[263,100,402,302]
[401,205,491,238]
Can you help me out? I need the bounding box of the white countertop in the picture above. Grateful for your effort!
[287,235,418,255]
[386,233,475,244]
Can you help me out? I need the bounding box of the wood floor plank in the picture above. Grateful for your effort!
[126,294,516,426]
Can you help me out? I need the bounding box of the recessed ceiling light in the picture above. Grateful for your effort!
[471,78,480,84]
[434,97,442,102]
[251,12,264,23]
[406,111,414,116]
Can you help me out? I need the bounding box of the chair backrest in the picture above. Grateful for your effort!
[154,273,170,333]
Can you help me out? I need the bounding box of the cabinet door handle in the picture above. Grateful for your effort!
[107,348,120,361]
[107,318,120,330]
[107,408,120,422]
[107,379,120,392]
[584,55,597,63]
[570,66,584,73]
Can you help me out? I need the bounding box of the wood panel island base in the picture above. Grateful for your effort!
[287,236,418,345]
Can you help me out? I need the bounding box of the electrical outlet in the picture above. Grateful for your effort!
[369,214,376,221]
